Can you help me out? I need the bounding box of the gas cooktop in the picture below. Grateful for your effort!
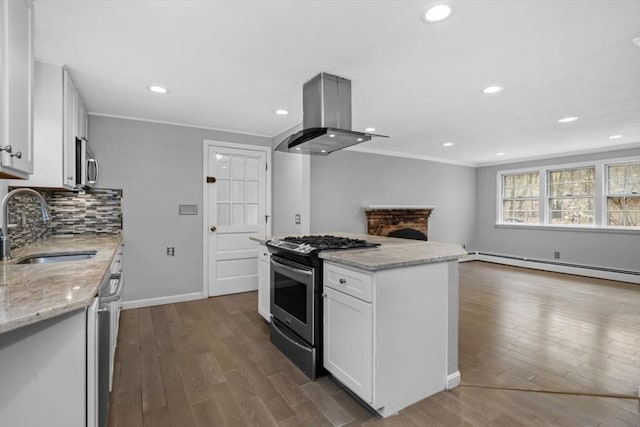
[267,235,379,255]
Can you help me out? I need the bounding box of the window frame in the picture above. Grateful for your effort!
[496,156,640,231]
[605,160,640,228]
[500,171,541,224]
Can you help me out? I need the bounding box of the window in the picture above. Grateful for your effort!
[497,157,640,230]
[502,172,539,223]
[548,167,595,225]
[607,162,640,227]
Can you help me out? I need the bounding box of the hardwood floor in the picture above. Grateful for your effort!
[108,262,640,426]
[459,262,640,397]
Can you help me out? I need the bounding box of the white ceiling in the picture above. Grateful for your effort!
[34,0,640,166]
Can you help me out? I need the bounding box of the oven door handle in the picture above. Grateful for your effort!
[271,318,313,353]
[270,258,313,277]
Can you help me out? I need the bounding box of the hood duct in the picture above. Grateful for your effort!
[276,72,388,155]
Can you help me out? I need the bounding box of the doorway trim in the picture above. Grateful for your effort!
[202,140,272,297]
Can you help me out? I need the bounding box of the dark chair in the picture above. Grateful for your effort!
[387,228,428,241]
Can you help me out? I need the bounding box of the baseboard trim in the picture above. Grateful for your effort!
[472,252,640,284]
[122,292,206,310]
[446,371,461,389]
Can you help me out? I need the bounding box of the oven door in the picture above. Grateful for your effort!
[270,255,315,345]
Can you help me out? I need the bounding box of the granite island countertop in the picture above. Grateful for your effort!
[250,233,466,271]
[0,234,123,334]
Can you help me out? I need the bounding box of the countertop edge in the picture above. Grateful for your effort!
[319,253,464,271]
[0,234,123,335]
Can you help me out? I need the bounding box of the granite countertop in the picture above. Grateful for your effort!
[250,233,466,271]
[0,234,123,334]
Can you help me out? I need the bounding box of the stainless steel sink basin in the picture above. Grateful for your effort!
[16,250,98,264]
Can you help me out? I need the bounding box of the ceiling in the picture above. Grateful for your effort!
[34,0,640,166]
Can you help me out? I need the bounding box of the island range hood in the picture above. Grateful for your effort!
[276,72,388,155]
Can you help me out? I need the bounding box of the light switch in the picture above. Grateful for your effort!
[295,214,301,225]
[167,246,175,256]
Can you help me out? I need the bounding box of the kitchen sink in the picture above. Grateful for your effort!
[16,250,98,264]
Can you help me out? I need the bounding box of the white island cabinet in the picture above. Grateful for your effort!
[257,244,271,321]
[322,251,461,417]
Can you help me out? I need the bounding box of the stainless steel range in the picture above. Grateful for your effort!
[266,235,379,379]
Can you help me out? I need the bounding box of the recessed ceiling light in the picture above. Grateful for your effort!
[496,152,505,156]
[320,150,327,153]
[148,85,168,94]
[608,134,623,140]
[364,127,376,132]
[329,134,335,138]
[295,147,301,150]
[442,142,454,147]
[357,138,363,142]
[633,37,640,49]
[274,109,289,115]
[483,85,504,94]
[558,116,579,123]
[423,2,454,22]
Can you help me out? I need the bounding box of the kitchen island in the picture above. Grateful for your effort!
[253,233,466,417]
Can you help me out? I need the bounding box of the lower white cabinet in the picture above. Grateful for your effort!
[323,286,373,403]
[257,244,271,321]
[322,260,454,417]
[0,307,88,426]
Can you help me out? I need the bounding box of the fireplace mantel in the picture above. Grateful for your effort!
[364,206,435,239]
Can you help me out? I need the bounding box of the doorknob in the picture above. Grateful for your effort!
[210,226,217,232]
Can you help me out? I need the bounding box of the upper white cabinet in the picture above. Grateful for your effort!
[11,61,88,189]
[0,0,34,179]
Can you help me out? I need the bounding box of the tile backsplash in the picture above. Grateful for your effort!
[6,188,123,250]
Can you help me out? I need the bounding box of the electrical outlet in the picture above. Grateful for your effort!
[167,246,175,256]
[295,214,301,225]
[554,251,560,259]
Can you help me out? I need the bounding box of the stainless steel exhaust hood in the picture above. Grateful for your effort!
[276,73,388,155]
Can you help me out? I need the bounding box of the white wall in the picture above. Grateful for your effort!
[271,124,311,236]
[309,149,476,247]
[475,147,640,271]
[89,116,271,304]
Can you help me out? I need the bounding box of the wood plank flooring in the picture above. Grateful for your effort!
[109,262,640,426]
[459,262,640,397]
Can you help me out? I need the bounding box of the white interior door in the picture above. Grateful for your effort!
[206,144,267,296]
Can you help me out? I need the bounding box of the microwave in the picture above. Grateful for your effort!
[75,137,98,189]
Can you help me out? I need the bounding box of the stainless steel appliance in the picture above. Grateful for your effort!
[275,73,388,155]
[76,137,99,188]
[267,235,379,379]
[91,245,124,427]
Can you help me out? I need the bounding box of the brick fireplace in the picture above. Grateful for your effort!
[364,206,434,240]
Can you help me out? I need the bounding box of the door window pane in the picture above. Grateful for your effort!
[246,204,258,225]
[231,157,245,179]
[216,155,230,178]
[232,204,245,225]
[217,180,230,202]
[217,203,230,226]
[231,181,245,202]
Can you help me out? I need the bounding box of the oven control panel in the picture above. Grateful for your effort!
[267,239,315,254]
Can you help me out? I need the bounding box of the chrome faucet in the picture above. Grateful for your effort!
[1,188,51,260]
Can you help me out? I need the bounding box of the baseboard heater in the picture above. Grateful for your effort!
[467,252,640,284]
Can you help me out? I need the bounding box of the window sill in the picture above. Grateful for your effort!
[494,223,640,234]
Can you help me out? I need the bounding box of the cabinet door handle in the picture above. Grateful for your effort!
[10,151,22,159]
[339,278,346,284]
[210,226,217,232]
